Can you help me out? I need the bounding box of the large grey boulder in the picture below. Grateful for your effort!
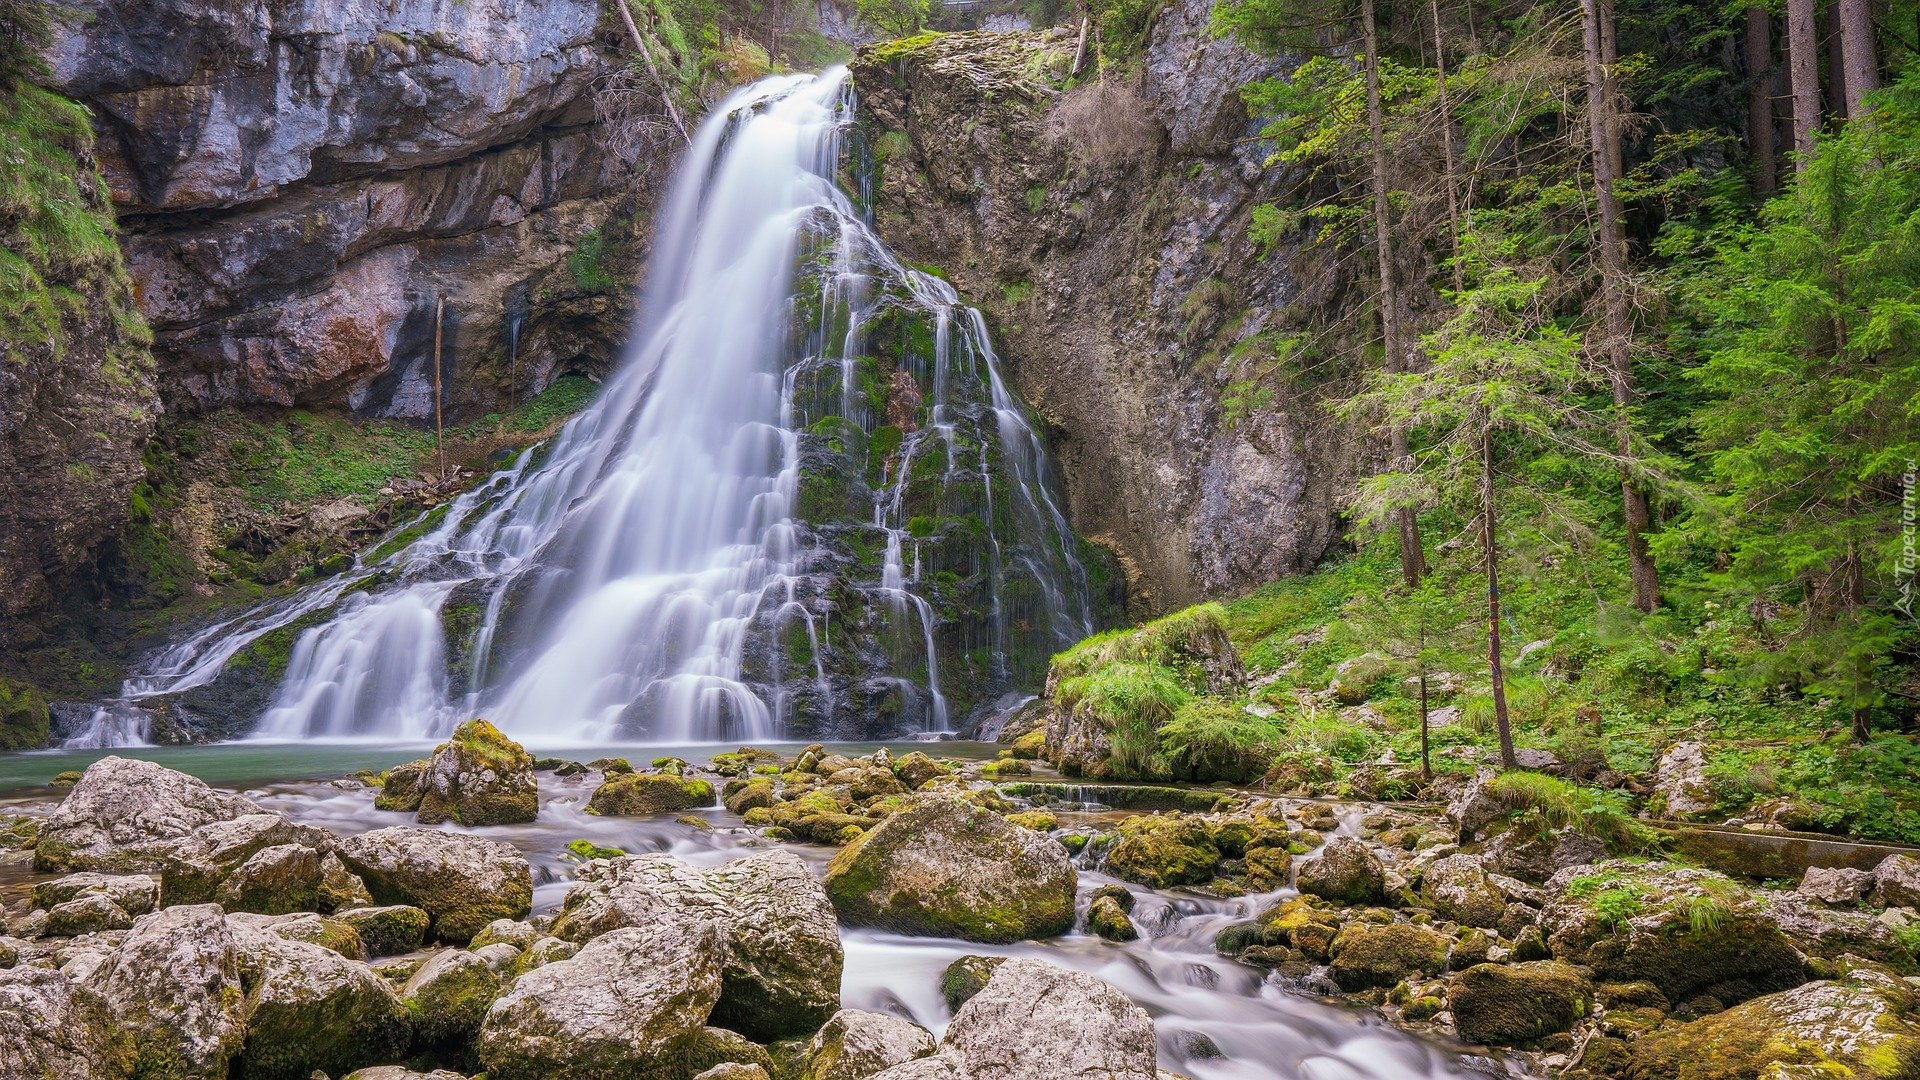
[0,965,128,1079]
[1627,967,1920,1078]
[1445,769,1505,842]
[31,871,158,916]
[823,794,1077,943]
[403,948,503,1050]
[85,904,246,1080]
[159,813,338,905]
[1799,865,1875,906]
[476,919,726,1079]
[227,918,412,1080]
[1652,740,1714,818]
[32,756,258,873]
[1295,836,1386,905]
[412,719,539,826]
[1873,853,1920,909]
[871,958,1157,1080]
[335,826,532,943]
[552,849,842,1041]
[803,1009,937,1080]
[1422,854,1506,928]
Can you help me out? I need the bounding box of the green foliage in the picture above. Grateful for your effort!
[1487,770,1659,852]
[0,0,55,90]
[1153,698,1280,782]
[857,0,930,39]
[1059,660,1191,777]
[566,228,616,294]
[1086,0,1162,57]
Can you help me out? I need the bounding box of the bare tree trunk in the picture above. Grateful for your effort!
[1838,0,1879,118]
[1828,2,1849,123]
[1071,16,1091,76]
[433,295,446,483]
[1418,669,1432,779]
[1581,0,1658,613]
[1362,0,1426,587]
[1748,5,1777,194]
[1787,0,1822,163]
[616,0,692,147]
[1481,414,1516,769]
[1430,0,1464,292]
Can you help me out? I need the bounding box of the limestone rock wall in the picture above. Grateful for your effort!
[47,0,635,419]
[852,6,1361,612]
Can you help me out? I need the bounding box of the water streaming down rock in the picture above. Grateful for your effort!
[110,68,1100,745]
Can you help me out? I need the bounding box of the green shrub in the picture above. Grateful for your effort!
[1153,698,1280,782]
[1486,771,1659,853]
[1060,661,1191,778]
[1282,715,1376,762]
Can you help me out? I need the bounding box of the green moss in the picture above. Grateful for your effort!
[1328,923,1452,991]
[864,31,945,63]
[0,677,50,751]
[586,772,716,815]
[1103,814,1220,888]
[1447,961,1592,1047]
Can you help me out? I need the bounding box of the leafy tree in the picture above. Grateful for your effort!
[857,0,929,37]
[0,0,57,89]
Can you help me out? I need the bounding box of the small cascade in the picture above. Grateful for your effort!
[103,68,1097,746]
[55,703,153,749]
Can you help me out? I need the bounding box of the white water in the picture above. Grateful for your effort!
[101,69,1089,747]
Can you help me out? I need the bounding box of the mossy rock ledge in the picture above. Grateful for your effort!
[1624,967,1920,1080]
[822,793,1076,943]
[588,771,718,816]
[1446,961,1593,1047]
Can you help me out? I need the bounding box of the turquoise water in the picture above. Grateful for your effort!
[0,740,1002,797]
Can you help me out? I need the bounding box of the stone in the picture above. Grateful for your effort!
[1088,895,1140,941]
[550,849,843,1041]
[934,958,1157,1080]
[227,918,413,1080]
[1446,769,1506,842]
[31,871,158,916]
[1328,923,1452,991]
[803,1009,938,1080]
[892,751,951,790]
[333,905,431,957]
[415,719,540,826]
[1447,961,1593,1047]
[1873,853,1920,909]
[1652,741,1714,819]
[471,918,542,950]
[1625,969,1920,1080]
[1541,861,1808,1008]
[84,904,246,1080]
[1482,825,1607,884]
[697,1066,771,1080]
[824,794,1077,944]
[158,813,338,905]
[1296,836,1386,905]
[319,852,374,910]
[588,771,718,815]
[1763,892,1917,971]
[404,948,504,1049]
[1423,854,1508,928]
[940,955,1005,1011]
[0,965,129,1079]
[335,826,533,943]
[32,756,258,873]
[376,759,430,812]
[1103,814,1221,889]
[216,843,328,914]
[45,893,134,936]
[725,780,775,815]
[227,911,367,960]
[342,1070,468,1080]
[1243,845,1294,890]
[475,919,726,1079]
[1799,865,1875,906]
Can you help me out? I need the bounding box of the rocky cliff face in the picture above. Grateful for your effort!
[46,0,633,419]
[852,12,1360,612]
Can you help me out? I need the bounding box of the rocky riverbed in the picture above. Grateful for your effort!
[1,730,1917,1079]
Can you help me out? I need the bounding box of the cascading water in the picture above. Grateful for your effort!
[108,69,1096,746]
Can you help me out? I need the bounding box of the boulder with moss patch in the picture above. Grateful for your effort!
[803,1008,937,1080]
[227,917,412,1080]
[1102,814,1220,889]
[824,794,1076,944]
[1328,922,1452,991]
[1296,836,1386,906]
[1541,861,1807,1008]
[589,771,718,816]
[85,904,247,1079]
[0,677,50,751]
[0,965,130,1079]
[32,756,261,873]
[335,827,532,943]
[412,719,540,826]
[404,947,503,1050]
[1423,854,1507,928]
[1447,961,1592,1046]
[1625,967,1920,1080]
[334,905,430,957]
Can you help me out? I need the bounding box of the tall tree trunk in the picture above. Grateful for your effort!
[1418,668,1432,779]
[1828,1,1849,123]
[1431,0,1464,292]
[1748,5,1777,194]
[1581,0,1659,613]
[1787,0,1822,164]
[1362,0,1426,587]
[1481,413,1516,769]
[1837,0,1879,118]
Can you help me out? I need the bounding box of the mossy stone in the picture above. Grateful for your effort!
[587,773,717,815]
[1328,923,1452,991]
[0,678,50,751]
[1447,961,1593,1046]
[1103,814,1220,889]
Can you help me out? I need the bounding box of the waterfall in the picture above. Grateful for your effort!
[112,68,1093,746]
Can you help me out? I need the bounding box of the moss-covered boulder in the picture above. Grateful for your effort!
[413,719,539,826]
[940,955,1005,1011]
[88,905,246,1080]
[1422,854,1507,928]
[1447,961,1592,1046]
[1102,814,1220,889]
[802,1008,937,1080]
[403,948,503,1050]
[1256,896,1344,961]
[335,827,532,943]
[334,905,431,957]
[726,779,776,815]
[1243,845,1294,891]
[1625,968,1920,1080]
[824,794,1076,943]
[1296,836,1386,906]
[0,965,131,1079]
[32,756,263,873]
[227,919,412,1080]
[1328,923,1452,991]
[1088,895,1138,941]
[215,843,327,914]
[1541,861,1808,1008]
[375,759,429,812]
[0,677,50,751]
[893,751,953,790]
[588,771,717,815]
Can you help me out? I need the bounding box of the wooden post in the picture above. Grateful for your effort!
[434,294,446,483]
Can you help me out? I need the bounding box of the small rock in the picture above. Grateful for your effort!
[217,844,328,915]
[31,871,158,916]
[0,965,128,1078]
[403,948,503,1049]
[1652,741,1714,818]
[1423,854,1507,928]
[587,772,716,815]
[1328,923,1451,991]
[928,958,1157,1079]
[1103,815,1220,889]
[1872,854,1920,909]
[332,905,430,957]
[803,1009,937,1080]
[1798,865,1875,906]
[415,719,539,826]
[940,955,1004,1011]
[1088,895,1139,941]
[85,904,245,1078]
[228,917,412,1079]
[45,893,133,936]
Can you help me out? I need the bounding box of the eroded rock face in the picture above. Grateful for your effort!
[228,919,412,1080]
[476,919,726,1079]
[823,794,1077,943]
[334,827,532,943]
[43,0,631,419]
[551,849,843,1041]
[853,10,1355,610]
[85,904,246,1080]
[889,958,1158,1080]
[32,755,259,873]
[0,965,129,1079]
